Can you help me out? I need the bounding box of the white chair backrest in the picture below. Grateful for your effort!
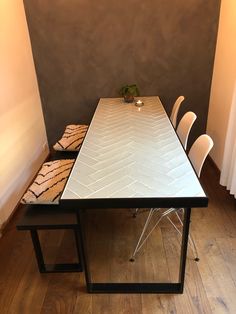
[188,134,214,177]
[170,96,185,129]
[177,111,197,150]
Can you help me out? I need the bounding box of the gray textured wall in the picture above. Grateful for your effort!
[24,0,221,148]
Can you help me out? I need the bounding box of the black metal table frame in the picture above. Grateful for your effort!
[60,192,207,293]
[75,206,192,294]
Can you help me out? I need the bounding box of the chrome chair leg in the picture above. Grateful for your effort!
[130,208,175,261]
[131,207,199,261]
[132,208,152,218]
[130,208,156,261]
[162,209,199,261]
[132,208,139,218]
[174,210,199,261]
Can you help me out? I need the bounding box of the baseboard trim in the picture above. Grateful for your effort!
[207,156,220,176]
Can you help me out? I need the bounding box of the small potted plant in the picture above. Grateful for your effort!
[119,84,140,103]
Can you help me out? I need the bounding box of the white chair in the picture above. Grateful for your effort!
[188,134,214,177]
[177,111,197,150]
[130,134,214,261]
[170,96,185,129]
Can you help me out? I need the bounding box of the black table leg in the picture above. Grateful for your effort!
[179,207,191,292]
[77,207,192,294]
[76,210,92,291]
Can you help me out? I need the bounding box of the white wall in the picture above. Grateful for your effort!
[0,0,49,230]
[207,0,236,170]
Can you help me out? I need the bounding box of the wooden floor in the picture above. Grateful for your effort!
[1,160,236,314]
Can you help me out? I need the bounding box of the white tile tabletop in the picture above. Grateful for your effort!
[61,97,206,202]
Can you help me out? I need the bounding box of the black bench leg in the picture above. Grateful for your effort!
[30,229,83,273]
[30,230,46,273]
[74,228,83,272]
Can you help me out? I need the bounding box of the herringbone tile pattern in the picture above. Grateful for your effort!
[62,97,205,199]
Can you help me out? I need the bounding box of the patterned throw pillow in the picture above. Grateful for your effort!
[21,159,74,205]
[53,124,88,151]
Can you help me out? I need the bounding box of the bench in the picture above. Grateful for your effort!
[16,204,83,273]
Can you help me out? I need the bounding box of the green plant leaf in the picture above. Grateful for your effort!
[119,84,140,96]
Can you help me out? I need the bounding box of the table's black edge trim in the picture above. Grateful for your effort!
[60,196,208,209]
[87,283,182,294]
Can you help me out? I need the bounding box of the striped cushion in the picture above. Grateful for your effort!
[53,124,88,151]
[21,159,74,205]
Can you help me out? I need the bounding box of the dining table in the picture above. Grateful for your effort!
[60,96,208,293]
